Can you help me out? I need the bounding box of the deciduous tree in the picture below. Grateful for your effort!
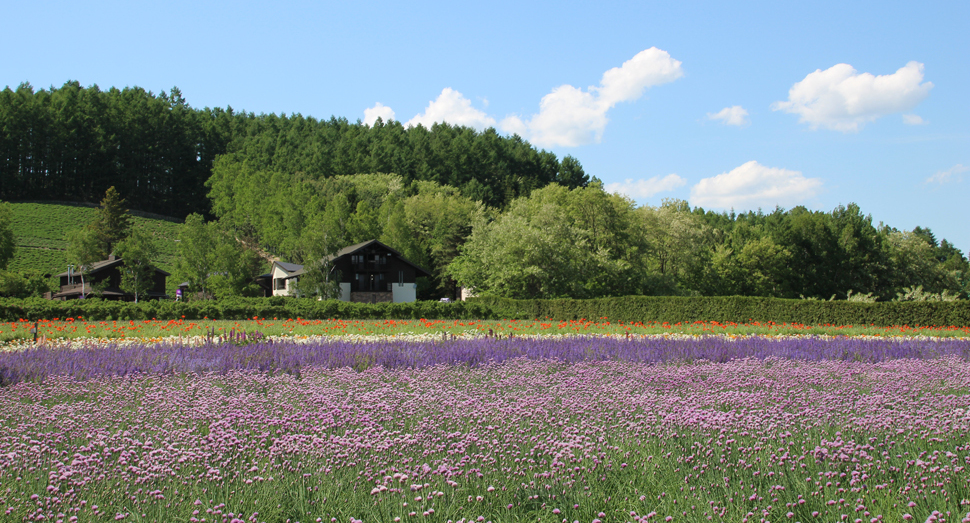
[115,228,159,302]
[65,226,101,298]
[176,213,216,300]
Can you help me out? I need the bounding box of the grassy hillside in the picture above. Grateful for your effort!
[7,202,182,276]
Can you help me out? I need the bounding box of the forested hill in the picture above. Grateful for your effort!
[0,81,589,216]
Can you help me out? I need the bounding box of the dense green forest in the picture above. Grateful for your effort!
[1,80,967,302]
[0,81,588,217]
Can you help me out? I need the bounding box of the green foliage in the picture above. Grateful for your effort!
[845,289,879,302]
[114,228,159,302]
[291,215,341,300]
[0,294,966,326]
[0,296,496,322]
[175,214,269,300]
[401,182,481,299]
[0,202,14,270]
[175,213,217,299]
[0,82,223,218]
[450,186,685,299]
[0,269,52,298]
[91,186,133,257]
[556,155,590,188]
[64,226,101,297]
[6,202,181,276]
[893,285,960,302]
[886,231,962,295]
[469,295,970,327]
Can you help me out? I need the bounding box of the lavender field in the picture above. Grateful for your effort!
[2,336,970,523]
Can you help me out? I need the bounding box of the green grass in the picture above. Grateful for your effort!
[7,202,183,275]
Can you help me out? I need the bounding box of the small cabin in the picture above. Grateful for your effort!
[51,255,170,301]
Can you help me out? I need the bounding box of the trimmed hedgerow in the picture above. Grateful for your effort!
[0,295,967,326]
[469,295,970,327]
[0,297,496,322]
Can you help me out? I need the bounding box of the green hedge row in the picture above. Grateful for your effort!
[1,295,967,326]
[0,297,496,322]
[469,296,970,327]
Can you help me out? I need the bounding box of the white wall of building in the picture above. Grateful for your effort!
[271,265,293,297]
[392,282,417,303]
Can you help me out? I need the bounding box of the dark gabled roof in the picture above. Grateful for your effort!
[279,239,432,280]
[326,239,432,278]
[55,257,171,277]
[273,261,304,273]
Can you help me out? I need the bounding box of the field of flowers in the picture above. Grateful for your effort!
[2,327,970,523]
[2,317,969,348]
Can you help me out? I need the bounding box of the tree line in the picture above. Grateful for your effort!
[448,185,969,301]
[203,174,970,302]
[0,81,588,217]
[2,177,967,303]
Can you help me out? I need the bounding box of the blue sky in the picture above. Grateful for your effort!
[4,0,968,252]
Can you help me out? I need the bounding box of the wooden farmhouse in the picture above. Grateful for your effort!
[256,240,431,303]
[50,255,170,301]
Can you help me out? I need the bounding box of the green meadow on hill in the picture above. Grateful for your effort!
[6,202,182,277]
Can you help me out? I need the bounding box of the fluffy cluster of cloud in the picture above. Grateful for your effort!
[925,164,967,185]
[502,47,684,147]
[707,105,749,126]
[689,161,823,209]
[607,161,823,211]
[363,103,395,126]
[363,48,683,146]
[605,174,687,199]
[772,61,933,132]
[404,88,497,130]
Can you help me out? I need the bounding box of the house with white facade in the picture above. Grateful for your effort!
[256,240,431,303]
[267,261,304,297]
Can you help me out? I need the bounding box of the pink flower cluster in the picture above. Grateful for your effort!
[0,355,968,522]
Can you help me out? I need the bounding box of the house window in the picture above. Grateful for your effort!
[399,271,404,286]
[274,278,285,290]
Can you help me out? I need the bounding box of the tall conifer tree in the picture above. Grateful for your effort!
[92,186,132,257]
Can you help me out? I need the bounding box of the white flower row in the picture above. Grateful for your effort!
[0,330,955,352]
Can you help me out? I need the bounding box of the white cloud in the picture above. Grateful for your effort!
[367,48,682,146]
[500,47,684,147]
[771,61,933,132]
[605,174,687,199]
[363,102,396,126]
[501,85,606,148]
[707,105,749,126]
[405,88,496,131]
[690,161,823,209]
[925,164,967,184]
[902,114,927,125]
[594,47,685,106]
